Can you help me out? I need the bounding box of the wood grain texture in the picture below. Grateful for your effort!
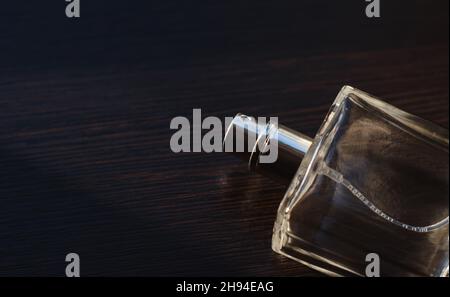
[0,0,448,276]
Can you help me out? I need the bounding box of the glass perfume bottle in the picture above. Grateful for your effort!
[225,86,449,277]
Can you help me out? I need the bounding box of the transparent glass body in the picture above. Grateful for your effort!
[272,86,449,276]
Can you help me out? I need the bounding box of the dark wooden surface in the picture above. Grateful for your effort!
[0,1,448,276]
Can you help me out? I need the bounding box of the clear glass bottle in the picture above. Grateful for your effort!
[226,86,449,277]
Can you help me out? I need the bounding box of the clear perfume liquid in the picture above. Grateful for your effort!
[272,86,449,276]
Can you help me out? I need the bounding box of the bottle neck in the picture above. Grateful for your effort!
[224,114,313,185]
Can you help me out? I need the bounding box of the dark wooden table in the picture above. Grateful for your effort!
[0,0,448,276]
